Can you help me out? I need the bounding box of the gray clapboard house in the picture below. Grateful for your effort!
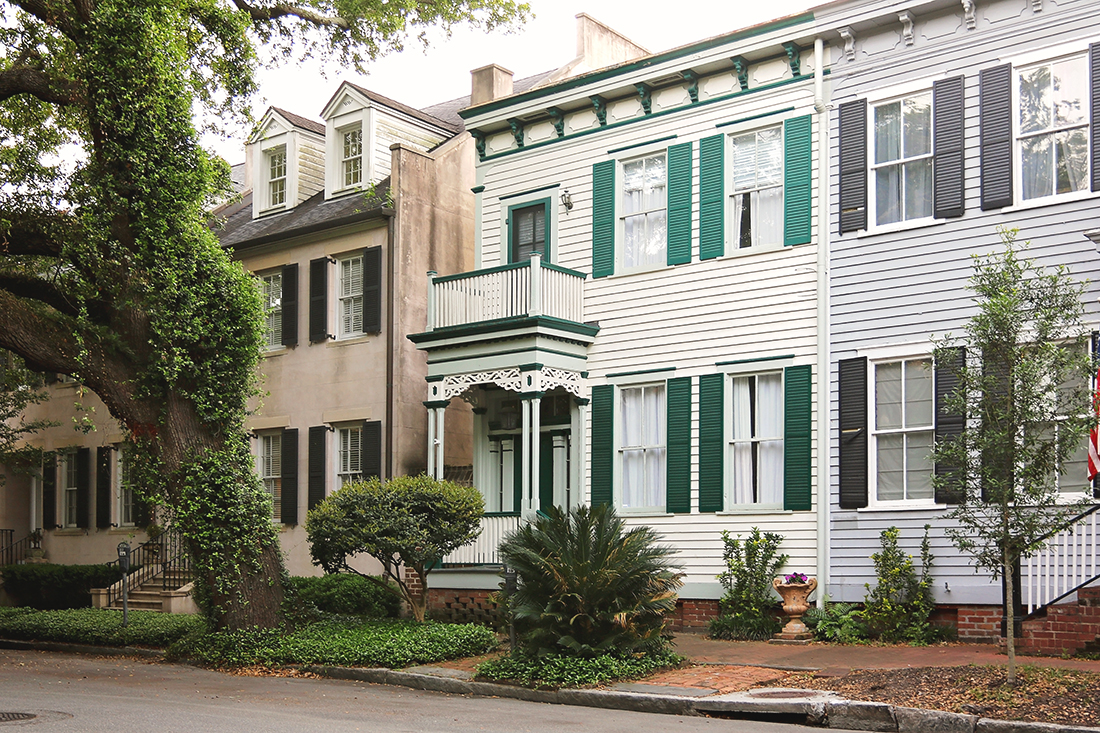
[818,0,1100,643]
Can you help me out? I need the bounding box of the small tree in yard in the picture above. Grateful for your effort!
[305,474,484,623]
[932,228,1095,684]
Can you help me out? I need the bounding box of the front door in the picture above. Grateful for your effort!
[508,200,550,263]
[538,430,571,513]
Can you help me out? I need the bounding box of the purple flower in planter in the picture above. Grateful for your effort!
[783,572,809,585]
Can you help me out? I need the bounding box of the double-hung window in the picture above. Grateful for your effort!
[620,154,667,270]
[60,451,79,527]
[261,272,282,349]
[117,451,135,527]
[619,384,666,510]
[729,372,784,505]
[871,93,933,226]
[510,203,547,262]
[729,127,784,248]
[338,254,364,338]
[259,432,282,522]
[337,426,363,485]
[342,126,363,188]
[1017,54,1089,202]
[873,358,934,503]
[268,146,287,208]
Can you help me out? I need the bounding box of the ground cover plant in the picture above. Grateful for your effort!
[803,598,867,644]
[709,527,787,641]
[286,574,400,618]
[477,649,682,688]
[0,607,201,647]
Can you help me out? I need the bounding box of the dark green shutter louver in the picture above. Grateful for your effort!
[590,385,614,506]
[42,452,56,529]
[934,348,966,504]
[362,420,382,480]
[1091,44,1100,192]
[838,100,868,233]
[592,161,616,278]
[666,376,692,513]
[698,373,725,513]
[363,247,382,334]
[783,115,812,246]
[667,142,693,266]
[699,134,725,260]
[783,365,812,511]
[281,428,298,525]
[281,263,299,347]
[308,257,329,343]
[933,76,966,219]
[838,357,868,509]
[980,64,1013,210]
[96,447,112,529]
[307,425,327,510]
[76,447,91,529]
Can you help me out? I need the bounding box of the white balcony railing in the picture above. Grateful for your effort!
[1024,504,1100,613]
[427,254,585,331]
[442,513,522,566]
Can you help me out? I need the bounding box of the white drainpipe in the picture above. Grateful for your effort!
[814,35,832,604]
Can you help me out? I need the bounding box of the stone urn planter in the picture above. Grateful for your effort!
[771,575,818,642]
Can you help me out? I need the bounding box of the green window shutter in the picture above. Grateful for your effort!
[698,134,725,260]
[667,142,693,266]
[783,364,812,511]
[698,373,724,513]
[590,385,614,506]
[281,428,299,525]
[783,115,812,246]
[592,161,616,278]
[666,377,692,513]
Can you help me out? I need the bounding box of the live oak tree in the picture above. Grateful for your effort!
[0,0,526,629]
[932,228,1095,684]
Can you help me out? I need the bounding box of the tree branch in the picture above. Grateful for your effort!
[232,0,349,29]
[0,214,67,257]
[0,272,81,318]
[0,66,81,106]
[5,0,76,38]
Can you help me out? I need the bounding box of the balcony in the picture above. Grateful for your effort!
[441,513,522,567]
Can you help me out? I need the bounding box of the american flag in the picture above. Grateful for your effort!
[1089,368,1100,482]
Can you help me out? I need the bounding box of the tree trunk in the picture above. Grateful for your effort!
[1004,548,1016,686]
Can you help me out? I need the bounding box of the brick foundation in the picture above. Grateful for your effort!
[670,599,721,632]
[426,588,503,627]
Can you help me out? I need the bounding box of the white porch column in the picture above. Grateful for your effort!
[520,398,532,519]
[435,405,447,480]
[426,406,436,478]
[575,397,589,509]
[529,252,542,317]
[530,395,542,514]
[552,433,568,509]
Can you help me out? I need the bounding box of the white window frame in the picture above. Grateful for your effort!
[868,356,938,508]
[617,150,668,274]
[725,370,785,509]
[341,125,364,190]
[258,432,283,523]
[1013,50,1091,205]
[266,145,288,210]
[337,253,365,339]
[260,271,283,350]
[60,451,79,528]
[613,382,667,514]
[336,425,363,486]
[727,124,785,252]
[868,90,935,231]
[116,449,135,527]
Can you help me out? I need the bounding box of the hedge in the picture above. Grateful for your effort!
[1,563,125,609]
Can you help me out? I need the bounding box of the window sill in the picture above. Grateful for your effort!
[107,526,138,534]
[52,529,86,536]
[257,205,288,218]
[855,216,944,238]
[618,509,674,518]
[714,242,791,260]
[858,502,945,512]
[328,334,371,348]
[262,347,289,358]
[716,506,791,515]
[995,188,1100,215]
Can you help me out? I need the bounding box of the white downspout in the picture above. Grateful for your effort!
[814,36,832,605]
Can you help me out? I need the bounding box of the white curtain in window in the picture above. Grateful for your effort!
[757,373,784,505]
[643,386,665,508]
[621,388,643,507]
[731,377,754,504]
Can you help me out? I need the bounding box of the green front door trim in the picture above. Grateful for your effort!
[507,197,553,263]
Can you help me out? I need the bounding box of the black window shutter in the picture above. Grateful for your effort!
[1091,43,1100,192]
[308,257,329,343]
[981,350,1012,502]
[363,247,382,334]
[838,357,868,509]
[74,447,90,529]
[281,428,298,525]
[281,263,299,347]
[362,420,382,480]
[838,99,868,234]
[980,64,1013,210]
[934,347,966,504]
[307,425,327,510]
[589,385,614,507]
[42,452,57,529]
[96,447,112,529]
[933,76,966,219]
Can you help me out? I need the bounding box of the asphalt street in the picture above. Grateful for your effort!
[0,650,817,733]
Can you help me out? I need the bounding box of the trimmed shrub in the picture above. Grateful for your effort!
[1,563,125,609]
[286,574,400,618]
[863,525,936,644]
[709,527,787,641]
[0,607,202,646]
[477,649,682,688]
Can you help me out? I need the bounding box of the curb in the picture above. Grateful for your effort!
[2,639,1098,733]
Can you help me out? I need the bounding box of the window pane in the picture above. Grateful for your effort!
[874,101,901,164]
[903,94,932,158]
[877,434,905,500]
[875,164,902,226]
[1061,433,1090,493]
[644,446,665,507]
[1019,65,1052,134]
[756,373,783,439]
[903,158,933,220]
[645,155,667,210]
[731,133,758,191]
[757,127,783,185]
[1052,58,1087,127]
[732,377,752,440]
[622,160,645,214]
[758,439,784,504]
[755,186,784,246]
[732,442,754,504]
[1054,128,1088,195]
[905,431,934,500]
[623,215,641,269]
[643,210,667,266]
[905,360,934,428]
[1021,134,1053,200]
[621,449,643,507]
[733,192,751,249]
[643,385,664,447]
[621,388,642,447]
[876,362,903,429]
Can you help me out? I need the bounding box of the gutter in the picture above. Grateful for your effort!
[813,36,831,603]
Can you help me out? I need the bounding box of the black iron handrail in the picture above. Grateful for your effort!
[1033,502,1100,545]
[0,531,38,567]
[105,526,192,607]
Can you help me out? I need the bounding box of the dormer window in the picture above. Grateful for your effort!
[268,146,287,208]
[342,127,363,188]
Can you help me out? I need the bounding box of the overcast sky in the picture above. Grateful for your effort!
[208,0,816,162]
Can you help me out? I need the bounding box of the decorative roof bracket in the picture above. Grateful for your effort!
[589,95,608,126]
[546,107,565,138]
[838,27,856,61]
[634,83,653,115]
[507,118,524,148]
[898,11,915,46]
[731,56,750,90]
[783,42,803,76]
[680,70,700,104]
[961,0,976,30]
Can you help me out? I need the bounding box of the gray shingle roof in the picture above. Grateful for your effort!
[270,107,325,136]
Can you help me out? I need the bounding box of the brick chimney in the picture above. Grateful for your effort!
[470,63,514,107]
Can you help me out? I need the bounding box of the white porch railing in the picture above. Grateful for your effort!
[1024,504,1100,613]
[427,254,586,331]
[442,513,522,566]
